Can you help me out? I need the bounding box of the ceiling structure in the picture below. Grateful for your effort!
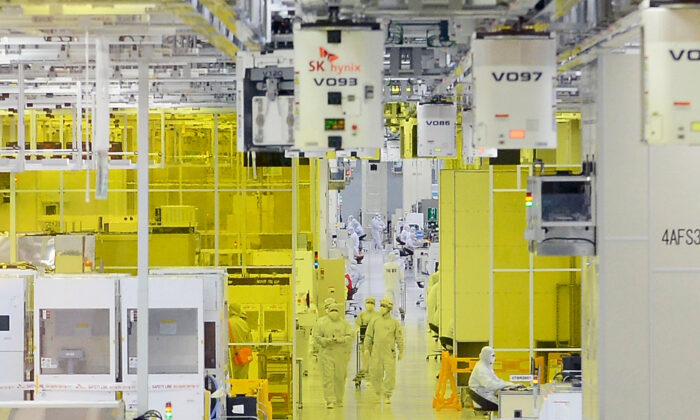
[0,0,644,110]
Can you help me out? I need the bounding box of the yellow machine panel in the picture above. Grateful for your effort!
[315,258,346,315]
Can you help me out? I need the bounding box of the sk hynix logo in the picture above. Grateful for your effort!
[308,47,361,75]
[320,47,339,63]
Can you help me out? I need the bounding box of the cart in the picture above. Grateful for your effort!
[352,325,368,388]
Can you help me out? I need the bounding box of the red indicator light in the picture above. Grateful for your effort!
[495,114,509,118]
[674,101,691,107]
[510,129,526,139]
[352,124,357,130]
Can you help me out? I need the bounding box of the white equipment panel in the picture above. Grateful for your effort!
[236,50,295,151]
[150,268,228,383]
[472,33,557,149]
[120,276,205,419]
[643,6,700,144]
[461,109,497,163]
[0,270,35,401]
[417,103,457,157]
[294,22,384,154]
[34,275,122,402]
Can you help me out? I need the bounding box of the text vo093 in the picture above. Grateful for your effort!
[313,77,358,86]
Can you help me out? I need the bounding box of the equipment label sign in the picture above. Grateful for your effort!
[40,358,57,369]
[228,277,291,286]
[510,374,534,382]
[660,228,700,246]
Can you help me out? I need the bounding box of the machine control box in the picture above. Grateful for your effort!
[237,50,295,151]
[642,6,700,144]
[462,109,497,163]
[524,175,596,256]
[294,22,384,154]
[417,103,457,157]
[472,33,557,149]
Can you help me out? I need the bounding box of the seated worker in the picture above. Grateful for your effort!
[399,227,416,257]
[395,224,406,246]
[468,346,515,410]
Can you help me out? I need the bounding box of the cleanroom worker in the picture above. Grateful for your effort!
[468,346,515,408]
[354,297,380,377]
[426,265,440,335]
[310,297,337,359]
[383,252,403,316]
[371,214,386,250]
[349,228,363,263]
[365,297,404,404]
[229,302,253,379]
[313,303,354,409]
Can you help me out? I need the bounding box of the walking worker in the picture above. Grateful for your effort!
[313,303,354,409]
[354,297,380,378]
[365,297,404,404]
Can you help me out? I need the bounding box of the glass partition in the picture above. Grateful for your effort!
[126,308,198,375]
[39,308,110,375]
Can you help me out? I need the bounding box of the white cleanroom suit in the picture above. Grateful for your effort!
[383,252,403,316]
[371,214,385,250]
[365,297,404,404]
[468,346,515,404]
[354,297,380,376]
[313,303,354,408]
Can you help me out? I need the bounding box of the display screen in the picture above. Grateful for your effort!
[0,315,9,331]
[325,118,345,131]
[127,308,198,374]
[541,181,592,222]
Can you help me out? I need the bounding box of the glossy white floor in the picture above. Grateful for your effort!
[296,248,484,420]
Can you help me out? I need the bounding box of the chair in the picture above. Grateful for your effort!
[467,388,498,418]
[344,274,361,317]
[415,279,425,306]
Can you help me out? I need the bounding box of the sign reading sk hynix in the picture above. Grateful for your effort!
[417,103,457,157]
[472,33,557,149]
[642,6,700,144]
[293,22,384,154]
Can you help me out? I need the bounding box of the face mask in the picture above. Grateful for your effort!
[328,311,340,321]
[380,307,390,315]
[365,303,375,311]
[489,353,496,365]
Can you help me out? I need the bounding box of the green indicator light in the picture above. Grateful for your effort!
[325,118,345,131]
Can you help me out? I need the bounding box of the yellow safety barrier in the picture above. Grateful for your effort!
[228,379,272,420]
[433,351,479,411]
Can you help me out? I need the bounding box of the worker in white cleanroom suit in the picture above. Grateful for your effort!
[313,303,354,409]
[365,297,404,404]
[468,346,515,407]
[349,228,363,263]
[354,297,380,378]
[371,213,386,250]
[383,252,403,317]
